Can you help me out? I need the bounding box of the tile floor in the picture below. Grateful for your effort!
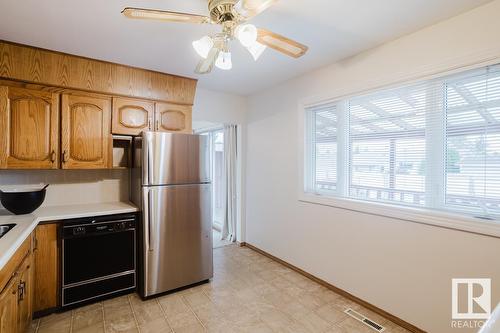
[28,245,410,333]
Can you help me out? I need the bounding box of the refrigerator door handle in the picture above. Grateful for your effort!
[143,188,153,252]
[142,132,153,185]
[147,190,154,252]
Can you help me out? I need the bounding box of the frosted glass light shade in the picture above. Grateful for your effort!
[236,24,257,47]
[215,51,232,70]
[192,36,214,59]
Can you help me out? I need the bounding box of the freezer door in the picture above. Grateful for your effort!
[142,184,213,296]
[142,131,210,185]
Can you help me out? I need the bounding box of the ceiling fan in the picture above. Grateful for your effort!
[122,0,308,74]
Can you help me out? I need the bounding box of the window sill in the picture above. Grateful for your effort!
[298,193,500,238]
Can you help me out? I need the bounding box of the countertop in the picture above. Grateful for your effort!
[0,202,139,270]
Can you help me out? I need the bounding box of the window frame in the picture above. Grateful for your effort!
[300,65,500,237]
[305,103,341,196]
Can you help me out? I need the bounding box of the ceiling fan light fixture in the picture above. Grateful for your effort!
[235,0,278,18]
[196,47,220,74]
[235,24,257,47]
[246,41,266,61]
[124,8,193,22]
[122,1,308,74]
[262,35,302,54]
[257,31,308,58]
[192,36,214,59]
[215,51,232,70]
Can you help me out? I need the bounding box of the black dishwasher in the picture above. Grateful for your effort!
[61,213,137,308]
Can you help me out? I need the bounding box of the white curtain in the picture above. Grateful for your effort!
[221,124,237,242]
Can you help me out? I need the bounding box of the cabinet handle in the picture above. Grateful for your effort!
[62,150,67,163]
[18,281,25,302]
[156,119,159,131]
[148,118,151,129]
[50,150,56,163]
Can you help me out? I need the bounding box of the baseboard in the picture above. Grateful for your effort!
[243,243,426,333]
[237,241,247,247]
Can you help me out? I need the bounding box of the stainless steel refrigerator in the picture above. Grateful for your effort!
[131,131,213,298]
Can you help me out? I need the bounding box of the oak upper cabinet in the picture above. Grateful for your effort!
[61,93,111,169]
[154,102,192,133]
[112,97,154,136]
[33,224,59,315]
[0,85,59,169]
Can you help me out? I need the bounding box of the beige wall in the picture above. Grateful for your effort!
[193,87,247,128]
[245,1,500,333]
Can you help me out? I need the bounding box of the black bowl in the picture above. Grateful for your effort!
[0,188,46,215]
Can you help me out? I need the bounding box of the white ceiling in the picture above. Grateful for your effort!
[0,0,492,95]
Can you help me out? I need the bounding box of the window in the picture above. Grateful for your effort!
[307,104,338,194]
[444,67,500,216]
[348,84,428,206]
[305,63,500,219]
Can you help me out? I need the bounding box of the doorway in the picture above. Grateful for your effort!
[200,128,232,248]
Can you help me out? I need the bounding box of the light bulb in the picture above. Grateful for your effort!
[215,51,232,70]
[192,36,214,59]
[236,24,257,48]
[246,41,266,61]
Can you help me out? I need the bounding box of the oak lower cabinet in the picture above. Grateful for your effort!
[0,85,59,169]
[33,224,59,316]
[16,255,33,333]
[155,102,192,133]
[0,278,17,333]
[61,93,112,169]
[112,97,154,136]
[0,236,33,333]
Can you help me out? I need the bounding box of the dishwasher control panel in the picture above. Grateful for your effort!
[62,214,136,238]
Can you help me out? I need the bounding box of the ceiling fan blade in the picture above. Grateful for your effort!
[257,29,308,58]
[235,0,278,18]
[195,48,220,74]
[122,7,210,24]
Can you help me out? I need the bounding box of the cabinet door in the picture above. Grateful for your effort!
[0,86,59,169]
[33,224,59,315]
[0,278,17,333]
[112,97,154,136]
[61,93,111,169]
[154,102,192,133]
[16,254,32,333]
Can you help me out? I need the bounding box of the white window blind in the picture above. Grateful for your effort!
[348,82,443,207]
[444,65,500,216]
[305,63,500,220]
[307,103,338,194]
